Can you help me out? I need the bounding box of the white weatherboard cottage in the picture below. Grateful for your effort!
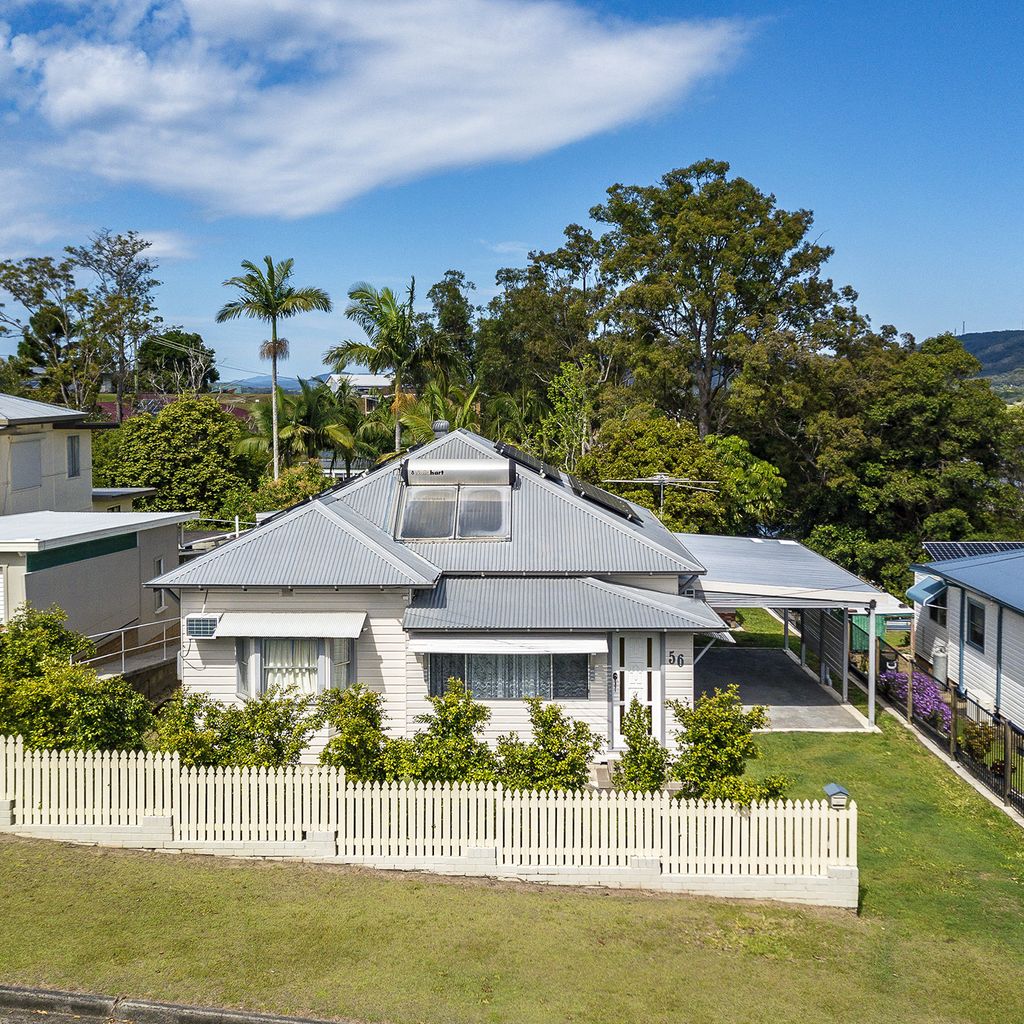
[911,542,1024,722]
[153,427,728,759]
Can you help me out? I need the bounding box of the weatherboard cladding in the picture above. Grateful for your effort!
[404,576,726,632]
[153,501,439,588]
[326,430,703,576]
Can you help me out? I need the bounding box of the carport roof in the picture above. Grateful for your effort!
[678,533,905,611]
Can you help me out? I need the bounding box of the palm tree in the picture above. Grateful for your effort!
[216,256,332,479]
[401,380,481,446]
[324,279,418,453]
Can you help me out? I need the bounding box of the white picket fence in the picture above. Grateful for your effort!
[0,736,859,906]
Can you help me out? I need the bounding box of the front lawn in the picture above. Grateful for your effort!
[1,717,1023,1024]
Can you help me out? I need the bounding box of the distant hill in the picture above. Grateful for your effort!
[960,331,1024,377]
[216,374,328,394]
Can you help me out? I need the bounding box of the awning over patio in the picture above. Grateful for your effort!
[906,575,947,607]
[677,533,906,612]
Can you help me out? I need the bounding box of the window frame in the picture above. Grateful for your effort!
[428,651,590,701]
[966,598,986,653]
[153,556,166,613]
[928,588,948,628]
[66,435,81,479]
[11,439,42,491]
[235,637,354,700]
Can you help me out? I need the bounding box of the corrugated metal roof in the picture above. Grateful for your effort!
[0,392,85,424]
[327,430,703,575]
[404,576,725,632]
[152,500,440,588]
[0,510,194,551]
[913,550,1024,616]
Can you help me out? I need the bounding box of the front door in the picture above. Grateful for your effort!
[612,633,663,748]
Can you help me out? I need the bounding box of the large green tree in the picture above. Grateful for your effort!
[93,394,252,517]
[217,257,332,479]
[576,414,784,535]
[137,328,219,393]
[592,159,841,436]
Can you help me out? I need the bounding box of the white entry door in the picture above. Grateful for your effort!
[612,633,663,748]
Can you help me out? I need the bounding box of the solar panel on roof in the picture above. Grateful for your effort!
[923,540,1024,562]
[495,441,562,481]
[565,474,643,523]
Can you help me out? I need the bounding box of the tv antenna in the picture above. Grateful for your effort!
[602,474,719,511]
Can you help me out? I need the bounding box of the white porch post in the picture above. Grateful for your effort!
[867,601,877,727]
[841,609,850,703]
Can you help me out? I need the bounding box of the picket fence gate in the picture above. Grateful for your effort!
[0,736,859,907]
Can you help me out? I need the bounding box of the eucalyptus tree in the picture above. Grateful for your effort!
[324,279,419,453]
[216,256,332,478]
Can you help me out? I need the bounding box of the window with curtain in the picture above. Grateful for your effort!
[428,652,589,700]
[967,600,986,651]
[262,638,319,694]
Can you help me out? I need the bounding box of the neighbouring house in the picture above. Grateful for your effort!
[0,393,190,678]
[152,425,895,759]
[911,541,1024,722]
[0,392,156,514]
[326,372,394,411]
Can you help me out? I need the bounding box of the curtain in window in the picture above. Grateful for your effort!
[429,653,466,696]
[262,638,318,694]
[467,653,551,700]
[552,653,589,699]
[331,638,352,689]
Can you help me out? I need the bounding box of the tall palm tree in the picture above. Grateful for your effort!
[324,279,418,453]
[216,256,332,479]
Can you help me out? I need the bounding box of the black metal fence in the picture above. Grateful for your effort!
[849,620,1024,812]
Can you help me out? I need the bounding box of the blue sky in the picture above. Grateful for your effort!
[1,0,1021,379]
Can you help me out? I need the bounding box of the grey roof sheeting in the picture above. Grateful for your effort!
[327,431,704,576]
[0,510,194,551]
[404,576,726,632]
[679,533,900,610]
[151,499,440,589]
[0,392,86,425]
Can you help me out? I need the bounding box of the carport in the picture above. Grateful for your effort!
[679,534,910,729]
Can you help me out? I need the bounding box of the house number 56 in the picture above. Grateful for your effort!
[667,650,684,666]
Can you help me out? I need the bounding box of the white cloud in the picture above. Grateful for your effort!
[139,229,195,259]
[2,1,747,220]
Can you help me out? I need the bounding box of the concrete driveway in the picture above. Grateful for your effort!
[695,646,868,731]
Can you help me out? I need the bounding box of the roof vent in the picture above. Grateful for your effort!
[432,419,450,439]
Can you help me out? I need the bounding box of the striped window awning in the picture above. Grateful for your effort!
[408,634,608,655]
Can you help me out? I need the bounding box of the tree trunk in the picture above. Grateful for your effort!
[271,318,280,480]
[393,374,402,453]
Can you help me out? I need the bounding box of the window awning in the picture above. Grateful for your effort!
[408,634,608,655]
[215,611,366,638]
[906,576,948,607]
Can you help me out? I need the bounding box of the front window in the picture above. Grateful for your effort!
[967,599,986,652]
[236,637,352,699]
[66,435,81,478]
[429,652,589,700]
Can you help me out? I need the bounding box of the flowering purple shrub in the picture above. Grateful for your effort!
[879,669,952,733]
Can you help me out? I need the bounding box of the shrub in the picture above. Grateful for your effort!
[961,719,998,764]
[0,604,94,683]
[667,684,790,803]
[152,687,319,767]
[219,461,329,522]
[319,684,390,781]
[612,698,670,792]
[495,697,603,791]
[384,678,495,782]
[878,669,952,732]
[0,662,153,750]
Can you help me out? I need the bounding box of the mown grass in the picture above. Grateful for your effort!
[2,715,1023,1024]
[732,607,801,653]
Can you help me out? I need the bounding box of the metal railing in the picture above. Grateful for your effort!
[180,517,256,553]
[73,617,181,676]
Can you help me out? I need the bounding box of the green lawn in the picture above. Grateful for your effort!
[732,607,801,653]
[2,717,1023,1024]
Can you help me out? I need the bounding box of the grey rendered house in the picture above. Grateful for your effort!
[0,392,188,641]
[153,427,728,757]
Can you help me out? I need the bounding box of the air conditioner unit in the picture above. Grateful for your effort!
[185,614,220,639]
